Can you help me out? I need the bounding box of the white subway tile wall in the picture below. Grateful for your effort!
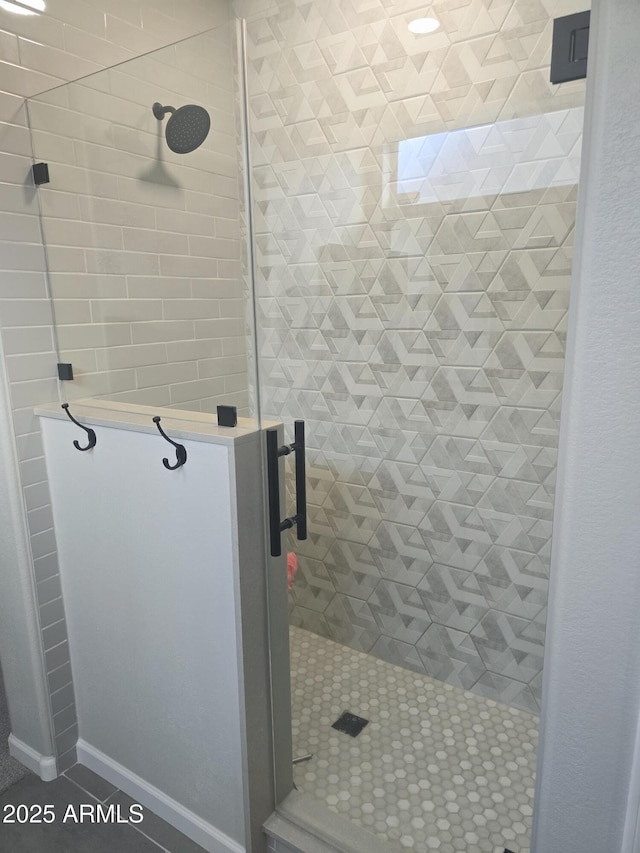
[29,24,249,414]
[0,0,238,768]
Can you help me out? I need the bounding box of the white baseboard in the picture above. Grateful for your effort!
[76,739,244,853]
[8,735,57,781]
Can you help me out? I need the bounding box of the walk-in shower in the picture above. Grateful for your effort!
[25,0,588,848]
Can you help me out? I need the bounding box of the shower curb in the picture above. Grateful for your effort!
[264,790,403,853]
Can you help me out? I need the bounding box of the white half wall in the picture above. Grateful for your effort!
[532,1,640,850]
[40,407,274,851]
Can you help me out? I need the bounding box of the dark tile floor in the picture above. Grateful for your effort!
[0,764,206,852]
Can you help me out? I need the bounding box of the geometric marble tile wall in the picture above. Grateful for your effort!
[243,0,588,713]
[28,22,250,415]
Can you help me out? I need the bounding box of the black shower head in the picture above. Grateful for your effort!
[152,102,211,154]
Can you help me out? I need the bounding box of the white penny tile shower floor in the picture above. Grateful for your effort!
[289,626,538,853]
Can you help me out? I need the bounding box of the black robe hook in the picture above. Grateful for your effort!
[61,403,97,451]
[152,416,187,470]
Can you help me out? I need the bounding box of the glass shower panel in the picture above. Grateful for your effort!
[28,23,256,417]
[243,0,587,715]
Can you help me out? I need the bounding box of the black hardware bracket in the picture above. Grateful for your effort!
[550,11,590,84]
[61,403,96,451]
[57,362,74,381]
[153,416,187,470]
[32,163,50,186]
[217,405,237,428]
[267,421,307,557]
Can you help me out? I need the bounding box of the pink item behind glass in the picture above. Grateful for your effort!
[287,552,298,590]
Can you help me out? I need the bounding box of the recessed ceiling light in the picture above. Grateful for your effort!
[408,17,440,34]
[0,0,45,14]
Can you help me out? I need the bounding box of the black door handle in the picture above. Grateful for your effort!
[267,421,307,557]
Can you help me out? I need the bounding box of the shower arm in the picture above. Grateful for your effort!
[152,102,176,120]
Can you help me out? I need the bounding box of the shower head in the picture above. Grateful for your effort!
[152,102,211,154]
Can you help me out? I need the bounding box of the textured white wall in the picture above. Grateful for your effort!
[533,1,640,850]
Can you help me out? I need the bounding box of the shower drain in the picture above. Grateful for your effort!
[331,711,369,737]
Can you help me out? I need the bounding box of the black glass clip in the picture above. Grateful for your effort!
[152,416,187,470]
[57,362,74,381]
[217,404,237,428]
[61,403,96,451]
[32,163,50,186]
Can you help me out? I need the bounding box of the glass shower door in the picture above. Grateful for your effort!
[244,0,585,710]
[242,0,586,847]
